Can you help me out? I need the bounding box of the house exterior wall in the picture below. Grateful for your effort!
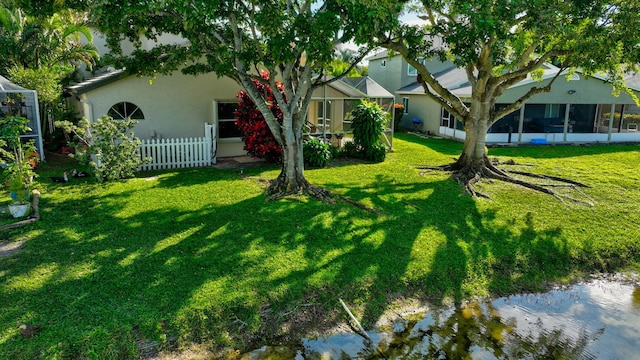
[368,52,640,144]
[402,94,441,134]
[74,71,361,158]
[75,70,248,157]
[369,54,455,100]
[368,55,403,100]
[401,74,640,144]
[500,75,637,105]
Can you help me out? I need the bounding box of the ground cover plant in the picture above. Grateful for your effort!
[0,133,639,358]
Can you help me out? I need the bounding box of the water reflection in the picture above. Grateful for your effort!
[242,280,640,359]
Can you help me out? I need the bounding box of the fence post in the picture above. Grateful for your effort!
[205,123,216,165]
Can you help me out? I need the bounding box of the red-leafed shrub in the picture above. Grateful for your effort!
[235,72,284,163]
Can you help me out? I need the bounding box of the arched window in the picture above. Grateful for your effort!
[107,102,144,120]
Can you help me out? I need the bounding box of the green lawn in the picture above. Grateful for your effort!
[1,133,639,359]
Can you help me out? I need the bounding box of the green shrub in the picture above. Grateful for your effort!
[57,116,149,181]
[328,144,342,159]
[303,138,332,168]
[342,141,361,158]
[348,100,388,161]
[90,116,150,181]
[365,143,387,162]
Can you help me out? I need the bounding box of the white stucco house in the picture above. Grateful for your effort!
[368,50,640,144]
[67,70,393,162]
[66,31,394,169]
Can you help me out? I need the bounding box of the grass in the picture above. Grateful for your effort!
[1,133,639,359]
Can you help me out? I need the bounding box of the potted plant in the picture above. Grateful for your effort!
[1,116,36,218]
[6,162,33,217]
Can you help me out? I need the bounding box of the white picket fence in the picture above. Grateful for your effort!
[138,123,216,171]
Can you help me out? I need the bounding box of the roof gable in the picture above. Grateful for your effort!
[69,70,391,100]
[340,76,394,98]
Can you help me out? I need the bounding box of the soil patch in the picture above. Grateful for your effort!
[0,240,25,258]
[213,156,267,169]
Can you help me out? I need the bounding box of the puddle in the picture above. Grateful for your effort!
[242,279,640,359]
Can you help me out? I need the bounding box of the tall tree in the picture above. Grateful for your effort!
[1,3,99,140]
[374,0,640,199]
[0,4,97,74]
[89,0,401,199]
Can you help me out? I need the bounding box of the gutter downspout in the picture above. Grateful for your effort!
[78,97,95,123]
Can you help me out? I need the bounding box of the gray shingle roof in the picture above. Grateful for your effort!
[67,69,128,95]
[340,76,394,98]
[398,66,471,96]
[68,70,392,100]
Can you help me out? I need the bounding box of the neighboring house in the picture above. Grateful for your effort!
[67,70,394,161]
[368,51,640,144]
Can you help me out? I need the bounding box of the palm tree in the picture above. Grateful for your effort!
[1,4,98,138]
[0,5,98,74]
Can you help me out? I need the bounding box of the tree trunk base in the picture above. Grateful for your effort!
[266,173,334,202]
[422,157,593,205]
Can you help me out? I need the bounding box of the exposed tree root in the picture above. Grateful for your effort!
[336,195,379,213]
[490,158,533,166]
[505,169,589,188]
[421,157,594,205]
[266,175,334,203]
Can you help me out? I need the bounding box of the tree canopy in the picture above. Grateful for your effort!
[373,0,640,200]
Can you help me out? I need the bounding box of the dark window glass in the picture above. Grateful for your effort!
[489,104,519,133]
[218,102,242,138]
[219,120,244,138]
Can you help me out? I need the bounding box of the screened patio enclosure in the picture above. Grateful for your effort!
[440,101,640,144]
[306,77,396,149]
[0,75,44,161]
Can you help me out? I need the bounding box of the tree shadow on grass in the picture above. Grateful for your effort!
[322,174,572,324]
[0,169,575,358]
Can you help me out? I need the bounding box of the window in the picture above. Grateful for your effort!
[568,104,597,133]
[107,102,144,120]
[488,104,520,133]
[546,104,561,118]
[441,107,462,130]
[216,101,242,139]
[402,97,409,114]
[407,58,425,76]
[441,107,453,128]
[381,60,386,67]
[307,100,333,133]
[317,100,332,122]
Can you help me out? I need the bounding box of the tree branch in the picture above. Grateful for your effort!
[381,37,468,120]
[466,63,477,89]
[313,47,372,89]
[493,67,566,122]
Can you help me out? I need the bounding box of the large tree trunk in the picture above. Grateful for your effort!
[268,124,309,194]
[266,114,331,201]
[431,105,589,202]
[444,104,495,194]
[452,117,489,172]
